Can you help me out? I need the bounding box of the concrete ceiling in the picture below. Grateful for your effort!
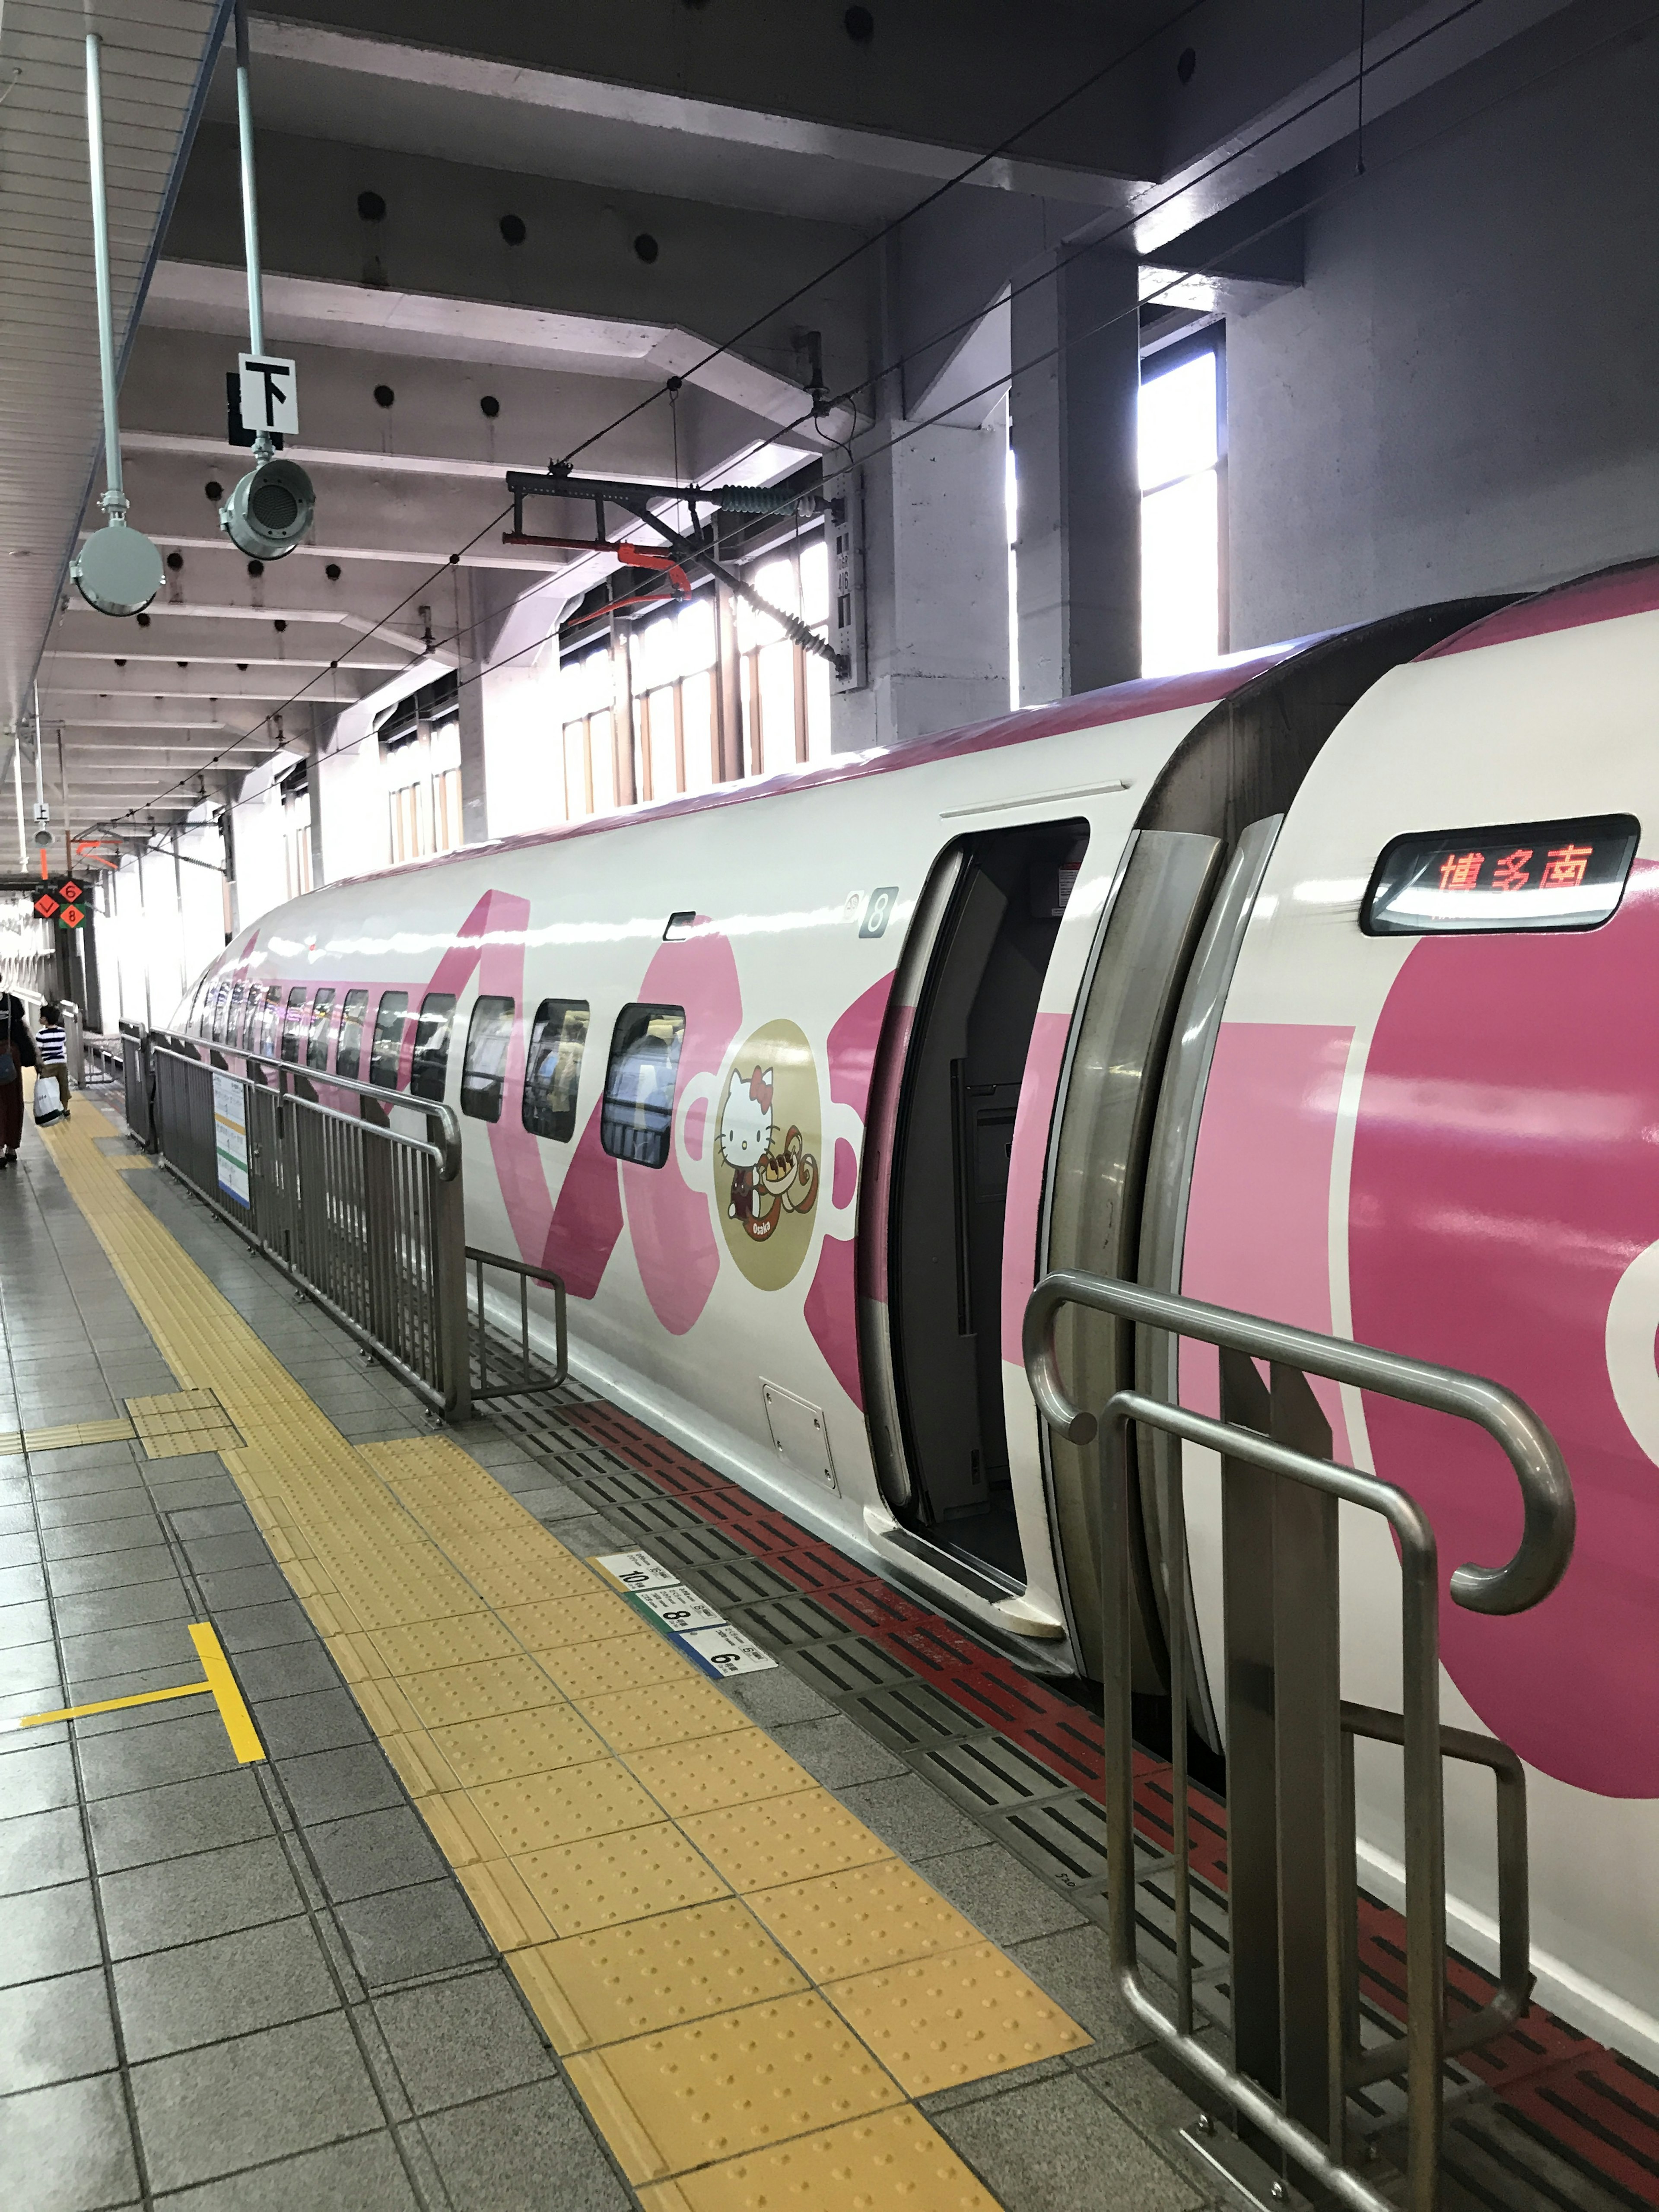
[7,0,1586,847]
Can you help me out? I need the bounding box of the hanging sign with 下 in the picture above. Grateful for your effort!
[237,353,299,439]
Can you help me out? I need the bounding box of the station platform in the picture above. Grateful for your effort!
[2,1093,1655,2211]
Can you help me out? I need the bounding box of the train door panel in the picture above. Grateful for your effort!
[884,819,1089,1585]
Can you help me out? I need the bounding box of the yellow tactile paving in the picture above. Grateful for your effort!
[42,1107,1088,2204]
[823,1942,1092,2094]
[578,1676,752,1754]
[514,1823,732,1936]
[1,1416,137,1454]
[625,1732,817,1818]
[683,1789,893,1893]
[127,1387,244,1458]
[471,1762,664,1853]
[636,2107,1004,2212]
[747,1859,988,1980]
[566,1992,904,2183]
[510,1900,808,2053]
[540,1633,699,1701]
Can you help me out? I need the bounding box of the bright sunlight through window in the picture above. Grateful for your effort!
[1140,345,1222,677]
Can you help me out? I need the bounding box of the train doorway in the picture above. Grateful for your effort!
[884,819,1088,1586]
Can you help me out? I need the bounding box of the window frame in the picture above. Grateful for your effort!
[461,995,515,1124]
[280,985,308,1063]
[1138,322,1228,671]
[335,988,369,1080]
[306,988,336,1073]
[521,998,590,1145]
[369,990,410,1090]
[410,992,457,1103]
[599,1001,686,1170]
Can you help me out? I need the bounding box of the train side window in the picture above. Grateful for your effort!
[210,984,231,1046]
[260,986,283,1059]
[462,995,515,1123]
[601,1003,684,1169]
[522,1000,589,1143]
[221,984,242,1047]
[238,986,260,1052]
[370,991,410,1089]
[248,985,276,1056]
[335,989,369,1078]
[307,988,335,1072]
[280,986,308,1062]
[411,993,457,1102]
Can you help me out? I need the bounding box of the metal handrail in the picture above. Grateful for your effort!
[468,1246,568,1401]
[149,1028,464,1180]
[1025,1271,1574,1615]
[1023,1270,1574,2212]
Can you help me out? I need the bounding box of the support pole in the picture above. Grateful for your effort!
[84,34,126,523]
[232,1,272,464]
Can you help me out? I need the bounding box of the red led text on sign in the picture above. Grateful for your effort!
[1435,843,1599,896]
[1438,850,1484,890]
[1540,843,1593,890]
[1492,848,1534,890]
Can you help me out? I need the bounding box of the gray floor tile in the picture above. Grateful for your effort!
[22,1442,140,1479]
[374,1970,554,2112]
[152,2130,419,2210]
[114,1915,339,2062]
[51,1578,194,1640]
[28,1461,144,1503]
[58,1621,201,1687]
[209,1602,312,1655]
[89,1768,274,1875]
[147,1475,242,1515]
[0,1803,89,1894]
[0,1738,78,1817]
[48,1545,178,1597]
[253,1688,369,1762]
[229,1641,339,1704]
[919,2054,1075,2113]
[924,1839,1091,1946]
[194,1568,293,1613]
[40,1513,164,1562]
[131,2011,384,2196]
[0,1529,42,1568]
[77,1711,240,1801]
[305,1806,445,1905]
[276,1743,404,1827]
[178,1532,271,1576]
[101,1837,304,1961]
[770,1712,909,1790]
[421,2078,631,2212]
[836,1770,994,1862]
[718,1666,838,1726]
[334,1878,491,1987]
[0,2068,140,2212]
[0,1560,47,1606]
[510,1479,591,1522]
[0,1966,119,2092]
[0,1638,61,1699]
[1007,1925,1155,2057]
[166,1506,254,1541]
[0,1499,35,1535]
[931,2069,1205,2212]
[33,1486,150,1530]
[1084,2045,1213,2135]
[2,1879,102,1987]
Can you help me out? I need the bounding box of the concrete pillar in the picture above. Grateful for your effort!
[714,579,744,781]
[609,608,638,807]
[452,569,489,844]
[1010,246,1141,703]
[834,416,1010,753]
[303,711,326,889]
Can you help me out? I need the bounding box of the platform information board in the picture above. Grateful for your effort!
[212,1074,250,1205]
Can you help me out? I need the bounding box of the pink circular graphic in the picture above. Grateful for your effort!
[1350,864,1659,1796]
[833,1136,858,1211]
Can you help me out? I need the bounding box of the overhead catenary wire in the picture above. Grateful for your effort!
[88,0,1621,841]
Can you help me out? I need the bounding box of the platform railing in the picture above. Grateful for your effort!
[1023,1271,1575,2212]
[469,1248,568,1403]
[146,1038,473,1420]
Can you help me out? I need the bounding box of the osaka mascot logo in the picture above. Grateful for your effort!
[713,1018,821,1290]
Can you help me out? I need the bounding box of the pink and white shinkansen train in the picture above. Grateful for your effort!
[173,558,1659,2070]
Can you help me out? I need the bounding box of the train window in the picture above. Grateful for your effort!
[1363,813,1640,936]
[220,984,242,1047]
[335,988,369,1079]
[259,986,283,1059]
[522,999,588,1143]
[601,1003,684,1169]
[411,993,457,1101]
[462,995,515,1122]
[370,991,410,1089]
[306,988,335,1072]
[280,986,308,1062]
[210,984,231,1046]
[238,986,260,1052]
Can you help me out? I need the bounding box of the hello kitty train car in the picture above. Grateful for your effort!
[174,556,1659,2068]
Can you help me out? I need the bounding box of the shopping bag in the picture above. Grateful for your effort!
[32,1071,64,1125]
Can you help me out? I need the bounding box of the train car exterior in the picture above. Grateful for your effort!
[167,556,1659,2072]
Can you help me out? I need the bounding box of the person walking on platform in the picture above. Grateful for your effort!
[0,992,36,1166]
[35,1002,69,1126]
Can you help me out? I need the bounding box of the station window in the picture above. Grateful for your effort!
[601,1003,684,1169]
[369,992,410,1089]
[307,988,335,1073]
[522,999,588,1144]
[735,541,832,775]
[1140,331,1225,676]
[410,993,457,1102]
[280,986,308,1063]
[335,988,369,1080]
[461,995,515,1123]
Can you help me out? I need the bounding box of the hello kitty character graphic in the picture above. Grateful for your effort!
[717,1065,818,1242]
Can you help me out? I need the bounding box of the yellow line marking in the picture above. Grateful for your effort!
[13,1681,215,1728]
[190,1621,267,1764]
[9,1623,265,1764]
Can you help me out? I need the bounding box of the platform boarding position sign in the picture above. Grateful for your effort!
[212,1074,250,1205]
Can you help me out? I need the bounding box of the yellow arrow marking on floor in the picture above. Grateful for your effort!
[7,1621,266,1764]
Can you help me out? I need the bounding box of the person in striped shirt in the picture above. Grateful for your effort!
[35,1002,69,1123]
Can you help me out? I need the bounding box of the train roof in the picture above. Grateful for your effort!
[1421,553,1659,659]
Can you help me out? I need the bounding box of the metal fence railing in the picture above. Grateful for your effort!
[1023,1270,1575,2212]
[146,1036,473,1420]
